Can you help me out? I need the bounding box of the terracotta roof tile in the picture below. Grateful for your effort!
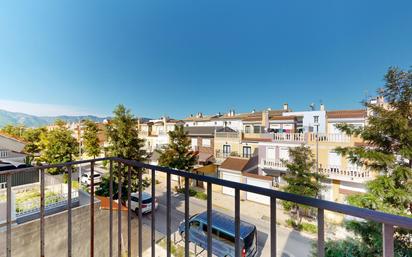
[327,109,367,119]
[219,157,250,171]
[269,115,296,121]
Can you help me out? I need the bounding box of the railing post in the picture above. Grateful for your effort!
[207,182,212,257]
[109,160,113,257]
[6,173,12,257]
[270,197,277,257]
[67,165,73,257]
[40,168,45,257]
[151,168,156,257]
[166,173,171,257]
[235,189,241,257]
[138,168,143,257]
[90,161,95,257]
[118,163,122,257]
[127,165,132,257]
[317,208,325,257]
[184,177,190,257]
[382,224,394,257]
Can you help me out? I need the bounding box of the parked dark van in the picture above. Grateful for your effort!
[178,210,257,257]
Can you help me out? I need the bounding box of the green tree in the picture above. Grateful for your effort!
[282,145,324,226]
[39,120,78,174]
[322,67,412,256]
[1,124,26,139]
[157,125,198,189]
[82,120,101,158]
[22,127,46,164]
[105,105,148,193]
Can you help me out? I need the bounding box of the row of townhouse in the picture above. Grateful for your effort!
[63,101,377,207]
[177,103,373,206]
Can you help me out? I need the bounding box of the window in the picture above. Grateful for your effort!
[243,146,252,158]
[202,138,211,147]
[223,145,231,157]
[279,147,289,161]
[253,126,261,133]
[190,220,201,229]
[328,151,341,168]
[191,138,198,149]
[266,147,276,160]
[219,231,235,246]
[245,125,252,133]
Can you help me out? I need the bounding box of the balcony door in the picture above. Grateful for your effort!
[328,151,341,169]
[223,145,231,157]
[243,146,252,158]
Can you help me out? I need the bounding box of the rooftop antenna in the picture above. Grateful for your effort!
[309,103,315,111]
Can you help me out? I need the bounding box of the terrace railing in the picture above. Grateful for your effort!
[0,157,411,257]
[272,133,306,142]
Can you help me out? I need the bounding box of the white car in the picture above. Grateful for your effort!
[80,172,103,186]
[127,192,158,214]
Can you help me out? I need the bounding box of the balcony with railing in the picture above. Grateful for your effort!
[271,133,306,142]
[319,165,373,183]
[260,159,288,171]
[0,157,411,257]
[215,131,241,139]
[308,133,352,143]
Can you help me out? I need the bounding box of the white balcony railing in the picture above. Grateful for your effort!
[309,133,351,143]
[261,159,288,170]
[272,133,305,142]
[319,165,372,182]
[16,191,80,218]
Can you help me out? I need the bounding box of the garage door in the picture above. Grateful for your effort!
[222,172,241,196]
[246,178,270,205]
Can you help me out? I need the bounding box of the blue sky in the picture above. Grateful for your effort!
[0,0,411,118]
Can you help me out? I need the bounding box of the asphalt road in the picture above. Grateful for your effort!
[137,188,314,257]
[77,164,314,256]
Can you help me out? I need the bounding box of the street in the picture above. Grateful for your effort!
[140,186,314,257]
[79,164,314,256]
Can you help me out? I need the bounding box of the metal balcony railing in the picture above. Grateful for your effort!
[1,157,412,257]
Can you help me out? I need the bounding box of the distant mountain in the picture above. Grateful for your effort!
[0,109,109,128]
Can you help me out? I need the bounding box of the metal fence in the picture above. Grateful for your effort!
[1,157,412,257]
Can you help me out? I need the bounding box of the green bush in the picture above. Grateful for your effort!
[302,222,317,234]
[195,191,207,200]
[286,219,317,234]
[175,186,208,200]
[175,186,197,196]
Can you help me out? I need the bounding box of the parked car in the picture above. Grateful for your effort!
[80,172,103,186]
[126,192,158,214]
[178,210,258,257]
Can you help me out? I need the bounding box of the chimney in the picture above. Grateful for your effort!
[283,103,288,111]
[163,116,167,131]
[320,104,325,111]
[262,110,269,129]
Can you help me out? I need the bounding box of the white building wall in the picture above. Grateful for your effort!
[284,110,327,133]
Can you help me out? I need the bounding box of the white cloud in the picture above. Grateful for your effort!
[0,99,103,117]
